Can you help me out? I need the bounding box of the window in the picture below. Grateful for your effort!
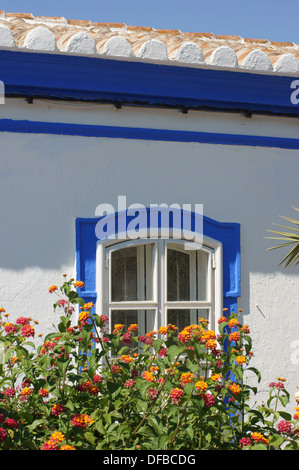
[96,236,222,337]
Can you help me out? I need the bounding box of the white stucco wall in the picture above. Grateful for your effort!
[0,98,298,411]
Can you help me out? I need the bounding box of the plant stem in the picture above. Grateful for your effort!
[131,351,183,436]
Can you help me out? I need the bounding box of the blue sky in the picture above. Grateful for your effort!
[1,0,298,44]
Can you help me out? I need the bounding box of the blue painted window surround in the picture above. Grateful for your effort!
[76,212,240,316]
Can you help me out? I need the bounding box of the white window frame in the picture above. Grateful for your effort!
[96,235,223,335]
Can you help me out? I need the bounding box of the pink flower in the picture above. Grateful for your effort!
[4,323,17,334]
[20,325,35,338]
[16,317,30,325]
[199,393,215,408]
[4,387,16,398]
[122,332,132,345]
[93,374,102,384]
[170,388,184,405]
[158,348,167,357]
[51,403,66,416]
[124,379,136,389]
[42,440,59,450]
[148,388,158,400]
[239,437,252,448]
[277,420,293,435]
[0,428,7,442]
[5,418,18,430]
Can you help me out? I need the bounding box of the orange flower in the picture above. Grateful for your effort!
[236,355,246,365]
[78,311,89,323]
[180,372,195,385]
[195,380,208,392]
[113,324,124,334]
[60,444,76,450]
[21,387,32,397]
[142,371,155,382]
[48,285,58,293]
[229,331,240,342]
[206,339,217,350]
[120,355,133,363]
[251,432,269,445]
[229,383,241,395]
[128,324,138,332]
[71,414,94,429]
[228,318,239,328]
[170,388,184,405]
[74,281,84,288]
[158,326,168,335]
[50,431,65,443]
[83,302,94,310]
[210,373,222,382]
[218,316,227,324]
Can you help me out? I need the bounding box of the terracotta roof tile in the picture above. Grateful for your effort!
[0,10,298,74]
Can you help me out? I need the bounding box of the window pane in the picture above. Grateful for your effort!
[167,244,209,301]
[167,248,190,301]
[167,309,209,332]
[111,244,154,301]
[111,309,155,337]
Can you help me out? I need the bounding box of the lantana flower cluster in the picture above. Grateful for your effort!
[0,279,298,450]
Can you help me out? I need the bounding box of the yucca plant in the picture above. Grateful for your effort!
[267,206,299,267]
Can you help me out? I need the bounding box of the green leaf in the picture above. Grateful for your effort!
[270,433,285,449]
[167,344,183,362]
[278,411,292,421]
[84,431,96,446]
[246,366,261,382]
[153,339,163,353]
[27,418,46,432]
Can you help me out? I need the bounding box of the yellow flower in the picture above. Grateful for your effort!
[74,281,85,288]
[229,383,241,395]
[83,302,94,310]
[78,311,89,323]
[120,355,133,363]
[21,387,32,396]
[236,355,246,365]
[180,372,195,384]
[195,380,208,391]
[210,373,222,382]
[142,371,155,382]
[60,444,76,450]
[251,432,269,445]
[158,326,168,335]
[50,431,65,443]
[228,318,239,328]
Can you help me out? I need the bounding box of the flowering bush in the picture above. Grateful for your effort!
[0,278,298,450]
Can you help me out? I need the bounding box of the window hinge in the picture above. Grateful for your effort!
[212,253,216,269]
[105,252,109,268]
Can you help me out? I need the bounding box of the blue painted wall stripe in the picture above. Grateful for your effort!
[1,119,299,149]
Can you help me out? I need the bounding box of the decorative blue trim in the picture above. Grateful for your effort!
[1,119,299,149]
[1,50,299,116]
[75,212,241,310]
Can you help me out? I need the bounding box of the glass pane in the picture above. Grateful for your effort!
[167,244,209,301]
[111,310,155,337]
[111,244,154,301]
[167,309,209,332]
[167,247,190,301]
